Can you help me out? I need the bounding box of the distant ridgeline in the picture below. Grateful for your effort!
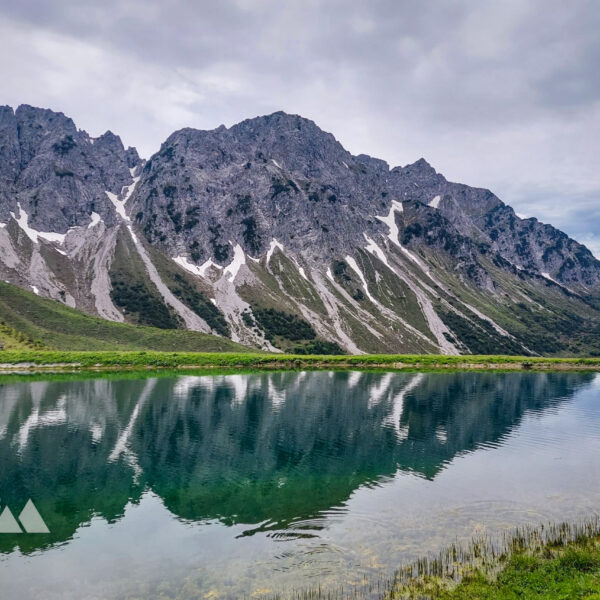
[1,104,600,355]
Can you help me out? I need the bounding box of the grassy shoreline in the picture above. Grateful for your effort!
[1,350,600,373]
[275,518,600,599]
[385,517,600,599]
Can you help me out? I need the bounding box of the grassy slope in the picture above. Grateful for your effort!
[432,253,600,357]
[0,320,39,350]
[0,281,249,352]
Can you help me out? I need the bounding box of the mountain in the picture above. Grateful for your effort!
[1,104,599,355]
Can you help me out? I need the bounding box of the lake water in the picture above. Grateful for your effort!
[0,371,599,599]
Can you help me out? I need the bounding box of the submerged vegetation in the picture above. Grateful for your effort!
[265,518,600,599]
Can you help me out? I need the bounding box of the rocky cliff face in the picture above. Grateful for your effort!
[1,105,599,355]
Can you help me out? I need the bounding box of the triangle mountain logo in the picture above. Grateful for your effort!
[18,499,50,533]
[0,499,50,533]
[0,506,22,533]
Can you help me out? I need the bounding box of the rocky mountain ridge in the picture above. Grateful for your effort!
[1,104,599,355]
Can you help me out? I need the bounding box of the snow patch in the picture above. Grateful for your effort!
[224,244,246,280]
[10,203,66,244]
[345,255,376,303]
[363,234,390,267]
[375,201,403,246]
[106,191,127,220]
[326,268,334,283]
[173,256,207,278]
[133,245,209,330]
[200,258,223,276]
[0,222,6,228]
[106,174,140,221]
[126,224,138,243]
[542,271,558,284]
[266,239,284,264]
[375,202,433,277]
[88,212,101,229]
[400,245,431,275]
[342,161,349,169]
[31,285,39,295]
[429,195,441,209]
[174,256,223,278]
[271,159,282,169]
[298,266,308,281]
[210,298,217,306]
[173,256,202,277]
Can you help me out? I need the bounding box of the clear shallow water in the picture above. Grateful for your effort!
[0,371,599,599]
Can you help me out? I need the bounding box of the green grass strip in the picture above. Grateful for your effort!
[1,351,600,372]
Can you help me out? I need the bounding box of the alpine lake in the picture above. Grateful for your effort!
[1,370,599,599]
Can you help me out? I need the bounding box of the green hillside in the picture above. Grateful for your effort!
[0,281,250,352]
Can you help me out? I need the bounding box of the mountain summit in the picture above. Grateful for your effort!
[1,105,599,355]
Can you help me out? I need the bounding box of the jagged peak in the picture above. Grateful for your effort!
[239,110,314,126]
[229,111,331,142]
[95,130,126,153]
[15,104,77,132]
[0,105,15,118]
[404,157,437,174]
[355,153,390,172]
[166,111,318,142]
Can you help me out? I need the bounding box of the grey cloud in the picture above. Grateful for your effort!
[0,0,598,253]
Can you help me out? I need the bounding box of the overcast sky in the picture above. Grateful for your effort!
[1,0,599,255]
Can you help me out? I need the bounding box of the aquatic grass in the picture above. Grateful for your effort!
[388,516,600,592]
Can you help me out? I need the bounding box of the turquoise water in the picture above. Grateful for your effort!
[0,371,599,598]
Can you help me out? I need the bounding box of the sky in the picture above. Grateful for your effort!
[1,0,599,255]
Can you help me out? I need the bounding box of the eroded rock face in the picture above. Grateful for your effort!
[129,114,600,291]
[0,104,140,232]
[1,105,599,355]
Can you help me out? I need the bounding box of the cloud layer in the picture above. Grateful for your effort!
[1,0,598,253]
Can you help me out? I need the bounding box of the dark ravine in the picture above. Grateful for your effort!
[1,104,600,356]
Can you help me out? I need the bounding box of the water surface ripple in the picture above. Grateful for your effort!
[0,371,599,598]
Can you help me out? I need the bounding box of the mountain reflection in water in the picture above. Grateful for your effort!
[1,371,600,599]
[0,371,593,554]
